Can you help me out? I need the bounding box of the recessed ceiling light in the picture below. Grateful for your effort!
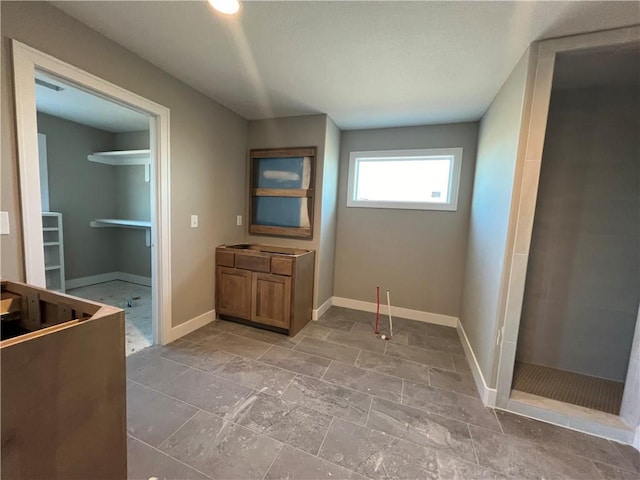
[208,0,240,15]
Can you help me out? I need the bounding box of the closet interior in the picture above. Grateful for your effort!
[35,71,153,354]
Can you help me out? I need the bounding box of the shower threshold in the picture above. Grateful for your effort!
[506,390,635,444]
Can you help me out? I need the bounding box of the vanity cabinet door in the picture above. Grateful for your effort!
[216,267,252,320]
[251,273,291,329]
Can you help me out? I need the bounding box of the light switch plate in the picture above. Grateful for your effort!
[0,211,9,235]
[236,215,242,226]
[191,214,198,228]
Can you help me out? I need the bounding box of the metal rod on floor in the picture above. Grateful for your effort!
[375,286,380,334]
[386,289,393,338]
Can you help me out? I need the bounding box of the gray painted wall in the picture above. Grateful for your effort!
[113,130,151,278]
[460,50,532,386]
[246,114,339,309]
[333,122,478,317]
[36,112,120,279]
[516,85,640,382]
[1,1,248,327]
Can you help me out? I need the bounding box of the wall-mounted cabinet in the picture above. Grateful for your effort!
[249,147,316,239]
[215,244,314,336]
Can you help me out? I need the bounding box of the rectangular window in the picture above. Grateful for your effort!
[347,148,463,211]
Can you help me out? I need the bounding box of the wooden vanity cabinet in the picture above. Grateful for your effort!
[215,244,314,336]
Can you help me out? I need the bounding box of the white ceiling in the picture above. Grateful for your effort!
[36,71,149,132]
[52,1,640,130]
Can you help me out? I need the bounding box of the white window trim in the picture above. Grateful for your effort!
[347,147,463,211]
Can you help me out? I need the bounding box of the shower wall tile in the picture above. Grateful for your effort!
[516,85,639,382]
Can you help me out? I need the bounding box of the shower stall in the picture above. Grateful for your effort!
[513,43,640,416]
[491,26,640,444]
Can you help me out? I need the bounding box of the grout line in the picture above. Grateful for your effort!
[128,434,215,480]
[354,348,362,367]
[401,378,404,404]
[261,441,285,480]
[316,416,336,457]
[320,360,333,380]
[365,395,374,427]
[256,343,274,361]
[279,373,297,398]
[155,408,202,451]
[467,423,481,465]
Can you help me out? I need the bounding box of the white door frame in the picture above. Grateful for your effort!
[12,40,172,345]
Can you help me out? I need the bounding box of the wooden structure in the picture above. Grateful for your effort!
[215,244,315,336]
[249,147,316,238]
[1,280,127,479]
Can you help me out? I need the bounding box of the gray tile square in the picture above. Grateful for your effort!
[613,441,640,474]
[127,351,189,389]
[213,332,272,359]
[216,356,296,396]
[259,345,330,378]
[322,361,403,402]
[240,327,299,349]
[326,329,386,353]
[429,367,479,398]
[127,383,198,447]
[451,354,472,374]
[160,410,283,479]
[128,436,209,480]
[403,380,501,431]
[367,397,476,463]
[294,336,360,364]
[470,425,603,479]
[407,334,464,355]
[294,322,333,341]
[232,392,332,455]
[385,342,454,370]
[436,453,509,480]
[159,368,252,415]
[496,410,631,469]
[281,375,372,425]
[316,308,356,331]
[266,445,366,480]
[159,340,235,373]
[318,418,440,480]
[208,319,251,334]
[593,461,640,480]
[356,350,430,385]
[181,325,220,344]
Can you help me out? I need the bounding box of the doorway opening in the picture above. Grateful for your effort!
[36,71,153,354]
[13,41,172,349]
[512,43,639,418]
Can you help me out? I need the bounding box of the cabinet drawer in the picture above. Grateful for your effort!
[235,254,270,273]
[271,257,293,276]
[216,250,235,267]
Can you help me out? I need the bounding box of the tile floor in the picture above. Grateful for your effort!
[68,280,152,354]
[126,307,640,480]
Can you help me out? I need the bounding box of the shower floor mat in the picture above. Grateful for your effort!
[512,362,624,415]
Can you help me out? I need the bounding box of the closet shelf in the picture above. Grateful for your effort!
[88,149,151,182]
[90,218,152,247]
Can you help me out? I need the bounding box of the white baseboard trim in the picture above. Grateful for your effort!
[166,309,215,343]
[66,272,119,289]
[312,296,333,320]
[66,271,152,290]
[117,272,152,287]
[331,296,458,328]
[457,320,497,406]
